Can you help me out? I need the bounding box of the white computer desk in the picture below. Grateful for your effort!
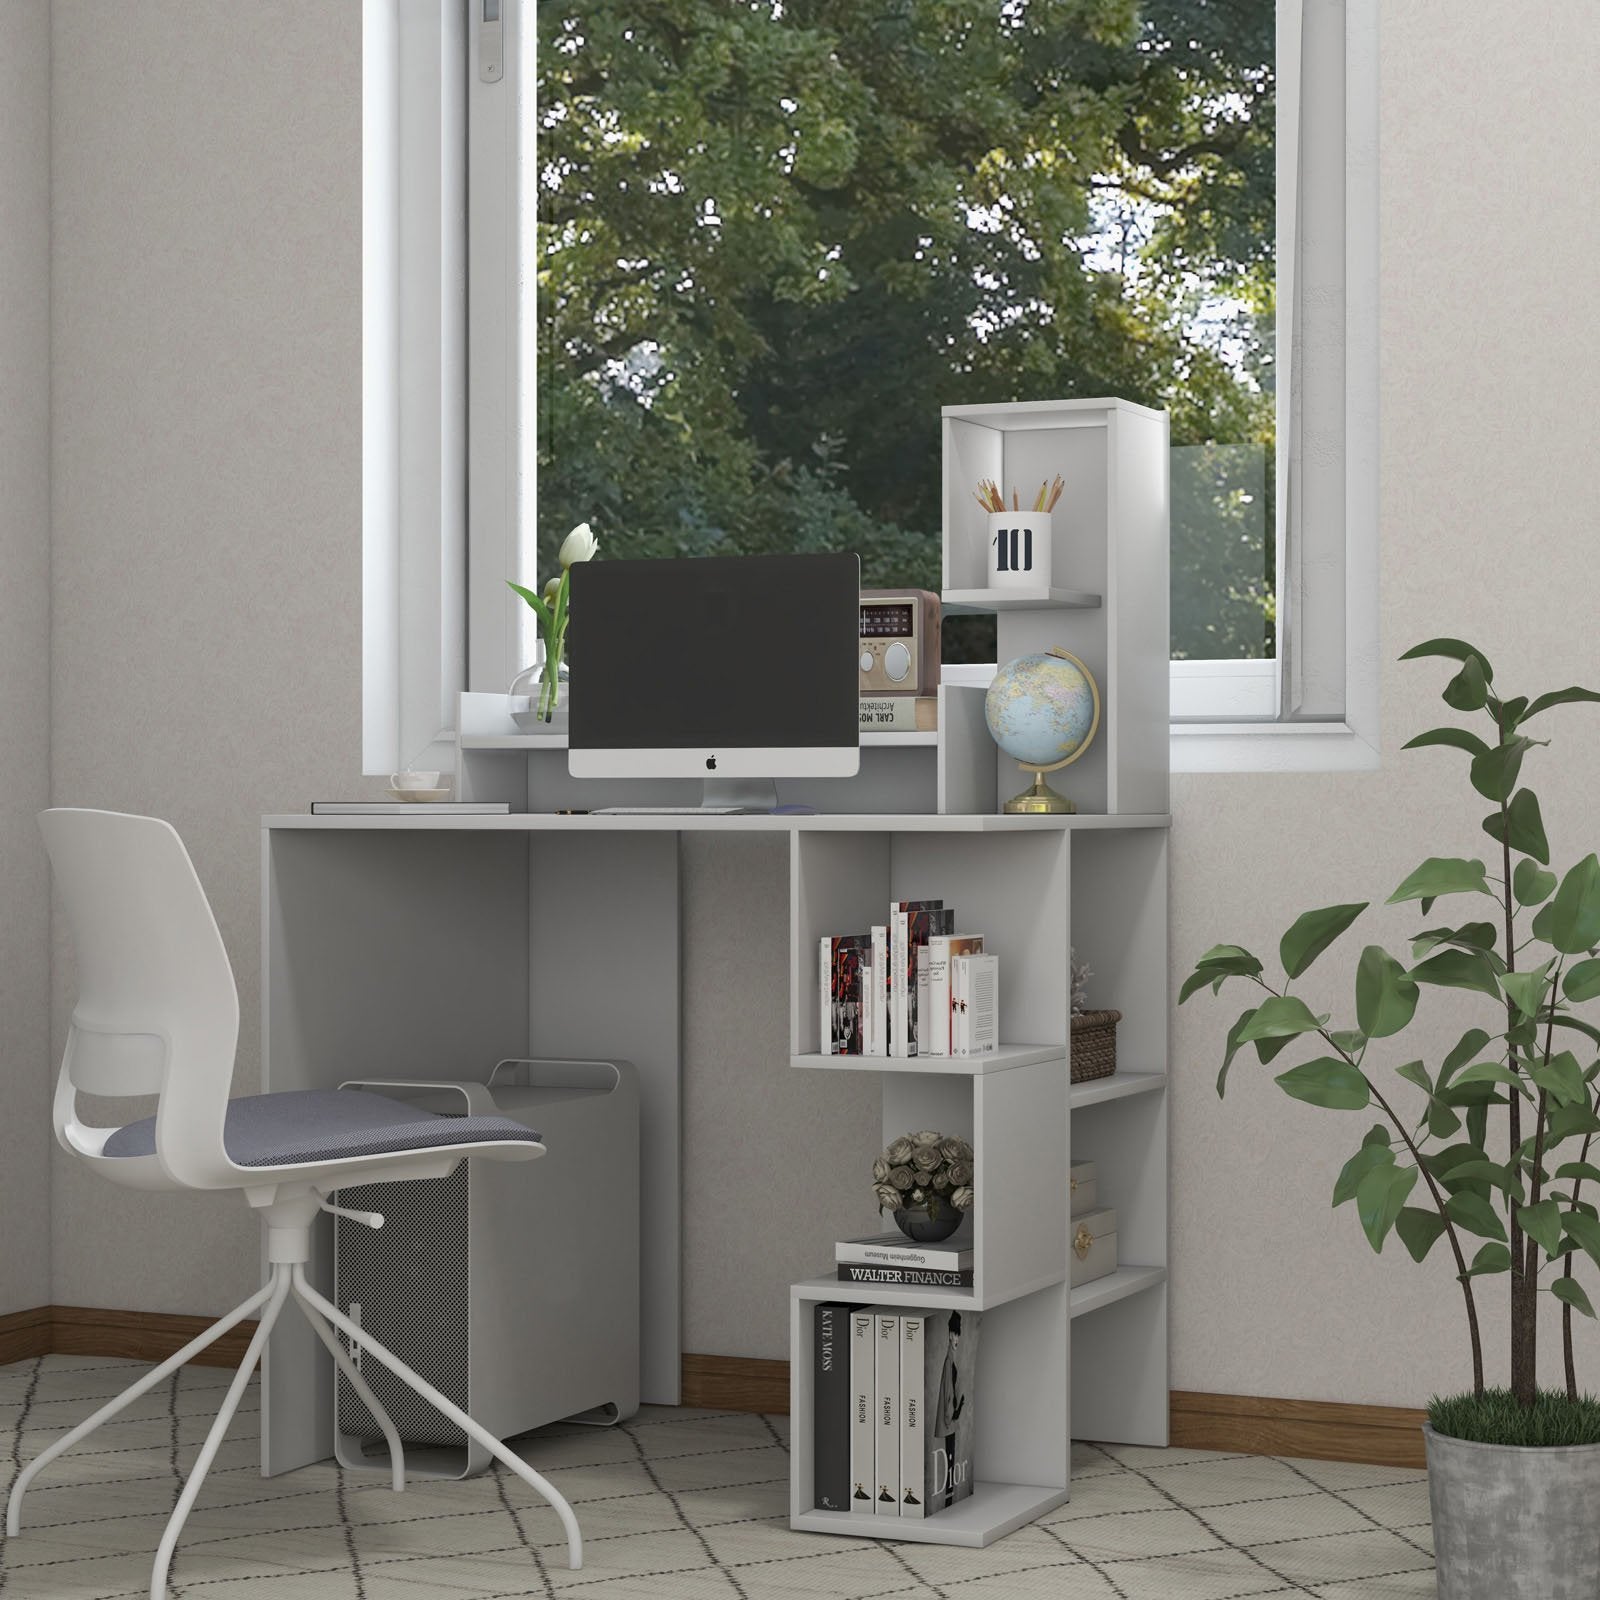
[259,807,1170,1486]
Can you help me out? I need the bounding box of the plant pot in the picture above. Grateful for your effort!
[1425,1422,1600,1599]
[893,1206,964,1244]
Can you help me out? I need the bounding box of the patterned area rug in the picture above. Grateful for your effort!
[0,1356,1435,1599]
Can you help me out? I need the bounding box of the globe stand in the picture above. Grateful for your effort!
[1003,767,1077,815]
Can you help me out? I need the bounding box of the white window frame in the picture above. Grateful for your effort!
[369,0,1379,775]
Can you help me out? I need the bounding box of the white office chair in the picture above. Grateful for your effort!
[6,808,583,1597]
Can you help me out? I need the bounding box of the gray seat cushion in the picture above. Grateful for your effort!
[102,1088,542,1168]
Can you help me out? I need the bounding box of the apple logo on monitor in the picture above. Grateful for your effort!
[706,756,717,770]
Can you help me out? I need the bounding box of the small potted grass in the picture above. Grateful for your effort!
[1183,638,1600,1599]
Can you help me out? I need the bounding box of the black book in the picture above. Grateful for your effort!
[837,1264,975,1289]
[813,1302,851,1511]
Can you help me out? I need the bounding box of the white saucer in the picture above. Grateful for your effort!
[385,787,453,803]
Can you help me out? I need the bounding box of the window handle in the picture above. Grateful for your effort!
[479,0,502,83]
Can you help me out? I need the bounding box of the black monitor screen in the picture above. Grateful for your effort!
[567,553,861,750]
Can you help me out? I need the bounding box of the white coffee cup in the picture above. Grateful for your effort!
[389,770,442,790]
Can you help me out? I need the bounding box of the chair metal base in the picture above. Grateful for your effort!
[5,1260,583,1599]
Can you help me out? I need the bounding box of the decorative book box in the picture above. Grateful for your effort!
[1069,1161,1097,1219]
[1069,1008,1120,1083]
[1070,1207,1118,1288]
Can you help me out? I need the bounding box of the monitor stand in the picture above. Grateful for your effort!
[701,776,779,812]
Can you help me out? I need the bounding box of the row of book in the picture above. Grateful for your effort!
[820,898,997,1057]
[835,1228,974,1289]
[813,1302,981,1519]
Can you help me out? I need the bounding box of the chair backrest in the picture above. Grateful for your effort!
[39,808,239,1187]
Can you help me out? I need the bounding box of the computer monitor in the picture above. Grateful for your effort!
[567,552,861,807]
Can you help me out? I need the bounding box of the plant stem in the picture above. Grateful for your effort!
[1501,806,1537,1408]
[1563,1127,1593,1402]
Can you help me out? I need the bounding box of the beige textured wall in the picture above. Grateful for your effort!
[41,0,1600,1410]
[1170,2,1600,1406]
[48,0,363,1310]
[0,0,54,1318]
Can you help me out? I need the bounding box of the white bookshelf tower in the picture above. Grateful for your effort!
[787,397,1171,1546]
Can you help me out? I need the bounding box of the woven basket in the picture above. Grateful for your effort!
[1070,1009,1121,1083]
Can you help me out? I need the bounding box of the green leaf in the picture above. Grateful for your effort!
[1522,686,1600,722]
[1467,1102,1490,1148]
[1387,858,1492,906]
[1463,1242,1513,1277]
[1453,1062,1530,1095]
[1215,1009,1257,1098]
[1181,945,1264,1003]
[1178,967,1219,1004]
[1563,959,1600,1002]
[1237,995,1326,1045]
[1547,1104,1600,1144]
[1394,1059,1432,1094]
[1401,637,1495,678]
[1500,962,1554,1019]
[1328,1028,1368,1056]
[1413,922,1499,958]
[1409,948,1503,1001]
[1528,1050,1587,1109]
[1519,1198,1565,1256]
[1356,1164,1417,1252]
[1438,1080,1508,1108]
[1448,1190,1508,1241]
[506,580,553,629]
[1553,1015,1600,1049]
[1515,859,1559,906]
[1552,1277,1597,1318]
[1278,903,1369,981]
[1439,1028,1493,1088]
[1482,789,1551,865]
[1499,696,1530,728]
[1470,738,1536,803]
[1333,1140,1395,1207]
[1253,1031,1299,1065]
[1356,946,1420,1038]
[1552,856,1600,955]
[1443,655,1491,711]
[1427,1098,1463,1140]
[1403,726,1491,759]
[1556,1162,1600,1185]
[1561,1209,1600,1265]
[1396,1207,1447,1263]
[1275,1057,1372,1111]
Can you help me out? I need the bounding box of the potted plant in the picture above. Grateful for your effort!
[873,1131,975,1243]
[507,521,599,724]
[1183,638,1600,1600]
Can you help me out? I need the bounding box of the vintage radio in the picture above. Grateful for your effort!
[858,589,940,696]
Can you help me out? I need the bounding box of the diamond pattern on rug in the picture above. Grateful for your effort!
[0,1355,1434,1599]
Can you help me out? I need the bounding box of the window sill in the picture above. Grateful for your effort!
[1170,720,1380,775]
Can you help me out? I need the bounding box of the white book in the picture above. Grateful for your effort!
[837,1229,974,1270]
[899,1310,928,1518]
[849,1308,876,1513]
[889,908,909,1058]
[915,947,930,1054]
[870,926,888,1058]
[820,937,834,1055]
[924,934,984,1058]
[861,955,875,1056]
[874,1310,901,1516]
[953,955,998,1056]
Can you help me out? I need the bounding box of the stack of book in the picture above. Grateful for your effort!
[820,898,998,1057]
[812,1302,982,1519]
[835,1228,974,1289]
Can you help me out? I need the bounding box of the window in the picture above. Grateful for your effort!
[367,2,1376,773]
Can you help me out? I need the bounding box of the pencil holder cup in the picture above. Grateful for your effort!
[986,511,1052,590]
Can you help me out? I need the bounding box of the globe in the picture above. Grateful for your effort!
[984,648,1100,813]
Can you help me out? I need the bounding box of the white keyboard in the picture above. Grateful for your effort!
[590,805,747,815]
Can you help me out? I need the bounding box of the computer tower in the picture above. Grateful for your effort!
[332,1059,640,1477]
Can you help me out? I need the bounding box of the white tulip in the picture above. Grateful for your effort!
[559,522,599,568]
[543,577,561,604]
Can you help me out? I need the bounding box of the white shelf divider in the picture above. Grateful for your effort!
[1069,1069,1167,1109]
[791,1483,1070,1548]
[1069,1265,1167,1320]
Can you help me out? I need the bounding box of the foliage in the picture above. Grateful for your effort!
[536,1,1276,661]
[1183,639,1600,1412]
[1429,1389,1600,1449]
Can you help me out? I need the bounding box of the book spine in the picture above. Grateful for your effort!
[915,947,931,1058]
[860,953,874,1056]
[874,1311,900,1516]
[924,937,949,1058]
[870,926,887,1058]
[899,1311,926,1518]
[837,1264,974,1288]
[951,957,968,1056]
[820,937,833,1055]
[849,1309,875,1513]
[836,1241,973,1270]
[889,910,908,1058]
[966,956,998,1055]
[813,1304,849,1511]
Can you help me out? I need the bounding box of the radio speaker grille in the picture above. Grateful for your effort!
[335,1166,469,1447]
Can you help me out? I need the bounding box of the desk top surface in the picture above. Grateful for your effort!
[263,811,1172,834]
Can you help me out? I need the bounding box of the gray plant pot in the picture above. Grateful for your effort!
[1425,1422,1600,1598]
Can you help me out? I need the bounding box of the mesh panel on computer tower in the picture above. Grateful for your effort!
[335,1166,470,1448]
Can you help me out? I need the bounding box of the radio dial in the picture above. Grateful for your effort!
[859,650,875,674]
[883,642,912,683]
